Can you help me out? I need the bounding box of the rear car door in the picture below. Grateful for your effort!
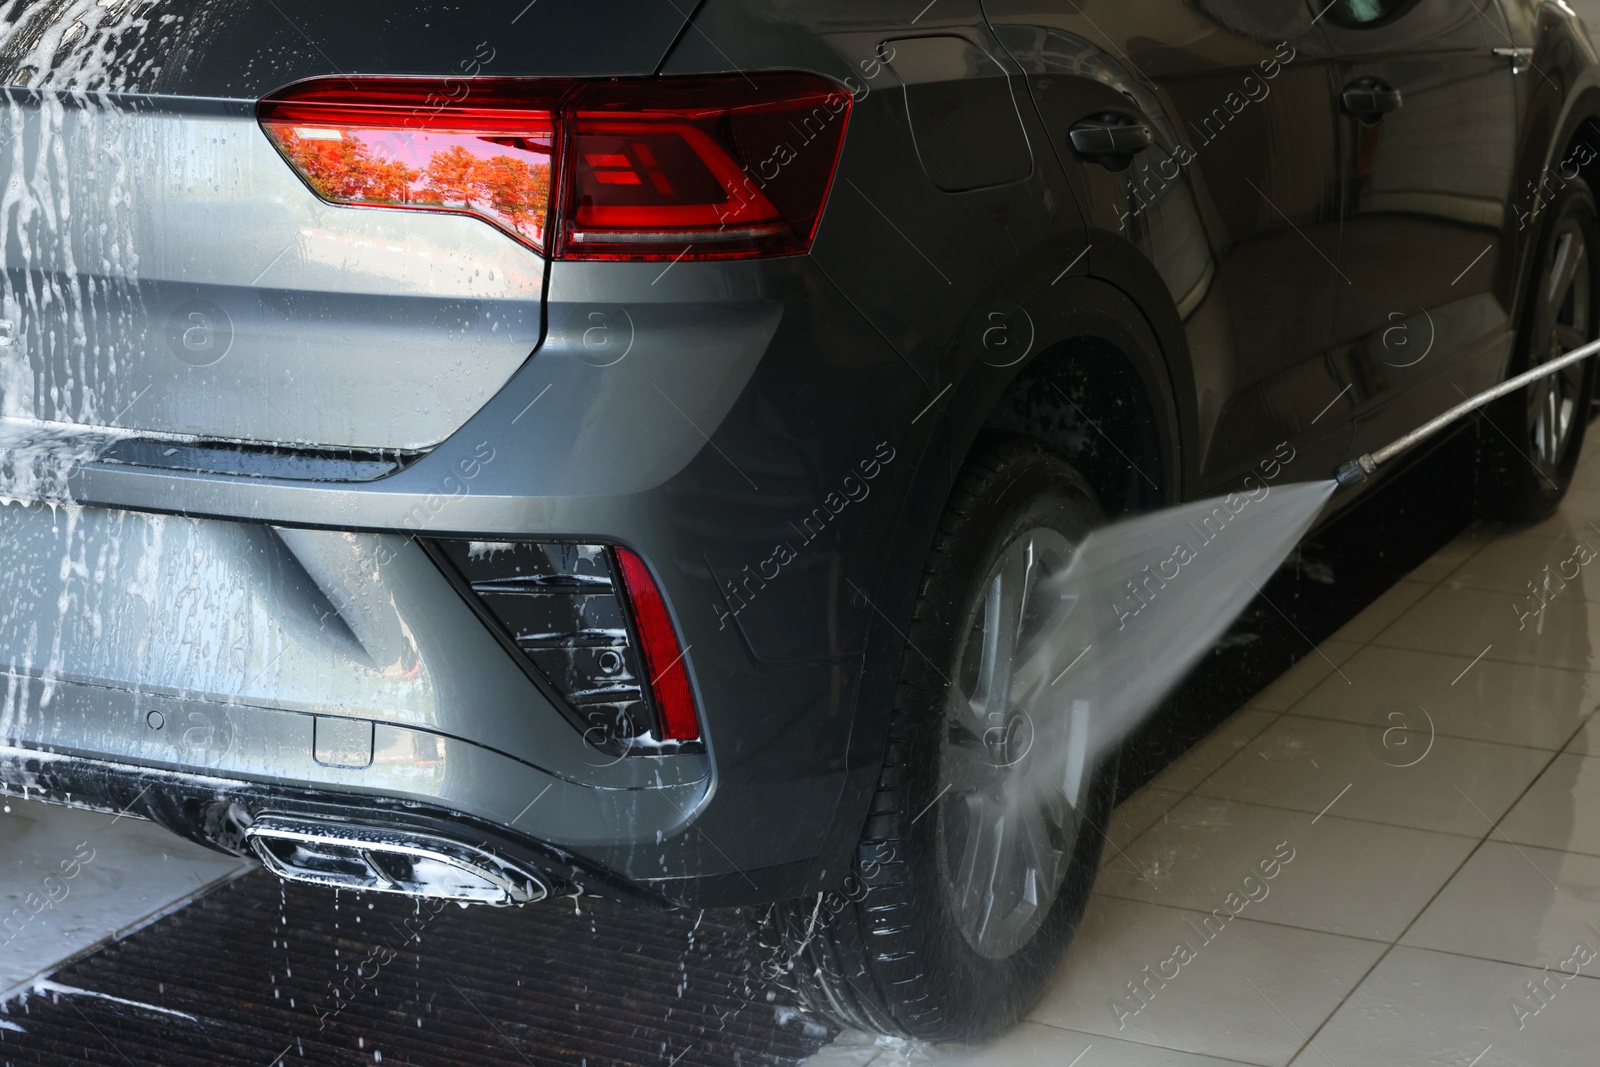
[985,0,1353,491]
[1320,0,1523,453]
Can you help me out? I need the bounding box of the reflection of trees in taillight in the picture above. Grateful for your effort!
[275,128,552,242]
[472,154,551,239]
[278,131,420,203]
[422,144,478,205]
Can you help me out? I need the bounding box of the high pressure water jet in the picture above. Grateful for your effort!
[1020,338,1600,799]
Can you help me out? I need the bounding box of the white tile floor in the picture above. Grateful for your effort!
[0,797,250,1000]
[810,438,1600,1066]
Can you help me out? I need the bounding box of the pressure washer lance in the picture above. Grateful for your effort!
[1334,335,1600,487]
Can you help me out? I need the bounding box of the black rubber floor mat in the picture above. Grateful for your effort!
[0,869,829,1066]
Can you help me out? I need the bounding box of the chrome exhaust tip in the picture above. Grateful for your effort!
[244,815,551,905]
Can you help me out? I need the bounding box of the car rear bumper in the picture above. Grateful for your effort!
[0,255,933,907]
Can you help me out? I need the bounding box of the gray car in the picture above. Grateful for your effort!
[0,0,1595,1042]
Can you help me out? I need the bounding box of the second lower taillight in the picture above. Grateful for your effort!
[427,540,701,750]
[613,547,699,741]
[258,74,851,261]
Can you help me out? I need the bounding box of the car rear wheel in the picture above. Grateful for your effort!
[763,436,1117,1042]
[1479,179,1600,521]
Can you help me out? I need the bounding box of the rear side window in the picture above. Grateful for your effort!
[1325,0,1418,26]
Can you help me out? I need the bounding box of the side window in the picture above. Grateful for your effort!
[1317,0,1500,53]
[1324,0,1420,28]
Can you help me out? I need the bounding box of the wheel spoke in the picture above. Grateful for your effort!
[1527,376,1548,425]
[1059,697,1092,807]
[1014,798,1065,897]
[989,544,1031,716]
[1549,231,1581,307]
[1546,385,1561,462]
[1553,324,1588,352]
[946,687,987,745]
[1564,239,1589,326]
[965,576,1001,722]
[950,794,986,888]
[969,549,1027,723]
[1529,377,1558,465]
[1011,556,1093,705]
[970,812,1009,948]
[952,798,1002,925]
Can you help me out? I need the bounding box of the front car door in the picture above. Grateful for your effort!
[1319,0,1523,454]
[986,0,1354,494]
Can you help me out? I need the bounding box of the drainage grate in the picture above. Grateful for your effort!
[0,870,829,1066]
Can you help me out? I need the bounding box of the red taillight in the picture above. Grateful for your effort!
[258,78,567,253]
[560,76,850,259]
[258,74,851,261]
[613,547,699,742]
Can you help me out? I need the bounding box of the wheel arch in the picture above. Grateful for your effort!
[941,269,1188,518]
[823,270,1187,897]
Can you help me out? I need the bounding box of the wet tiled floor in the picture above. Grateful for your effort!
[809,442,1600,1065]
[0,800,248,998]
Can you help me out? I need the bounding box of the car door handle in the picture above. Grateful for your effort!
[1068,116,1153,163]
[1493,46,1534,73]
[1341,81,1403,118]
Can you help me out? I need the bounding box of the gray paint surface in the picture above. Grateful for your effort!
[0,96,545,449]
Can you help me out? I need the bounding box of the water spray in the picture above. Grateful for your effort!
[1017,338,1600,807]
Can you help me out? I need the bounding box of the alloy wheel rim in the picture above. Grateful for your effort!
[935,525,1093,960]
[1529,225,1592,475]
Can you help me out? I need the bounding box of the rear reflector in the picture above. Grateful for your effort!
[614,547,700,742]
[259,74,851,261]
[427,540,701,750]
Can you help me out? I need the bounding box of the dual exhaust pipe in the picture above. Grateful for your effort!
[244,814,554,906]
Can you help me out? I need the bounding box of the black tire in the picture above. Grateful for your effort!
[762,436,1117,1043]
[1479,179,1600,521]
